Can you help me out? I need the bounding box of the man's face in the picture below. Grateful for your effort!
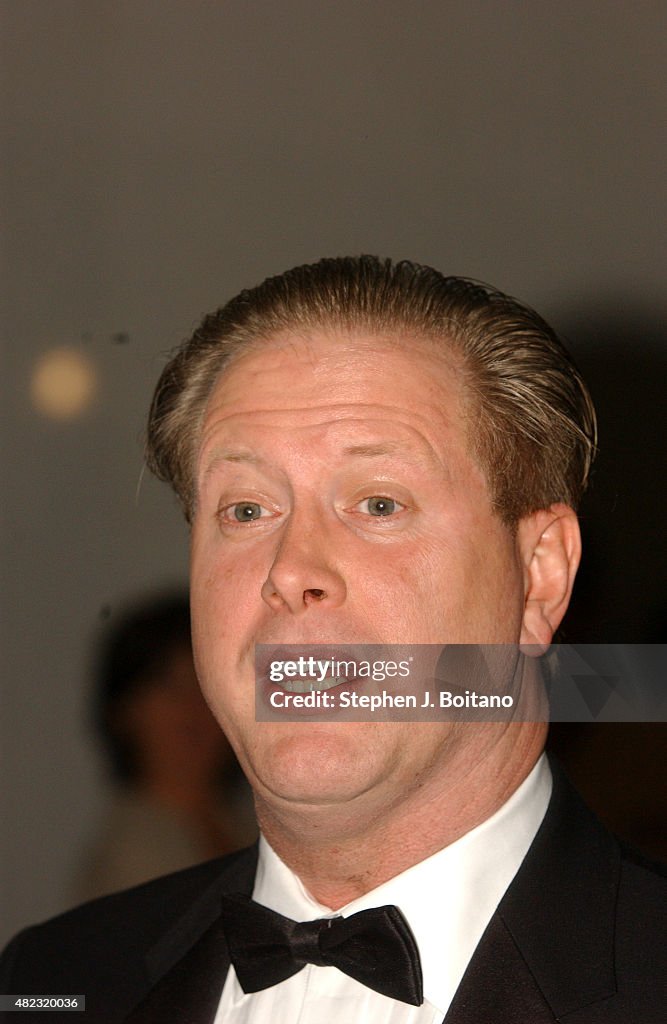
[190,331,528,817]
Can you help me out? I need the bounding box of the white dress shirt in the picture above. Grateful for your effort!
[214,755,552,1023]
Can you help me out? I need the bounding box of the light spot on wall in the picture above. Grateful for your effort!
[30,347,97,420]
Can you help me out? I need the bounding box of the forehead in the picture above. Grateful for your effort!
[195,329,483,491]
[202,329,465,425]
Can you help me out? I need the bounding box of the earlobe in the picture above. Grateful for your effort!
[518,504,581,655]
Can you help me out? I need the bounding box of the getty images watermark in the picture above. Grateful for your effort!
[255,644,667,722]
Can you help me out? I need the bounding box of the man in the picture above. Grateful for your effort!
[2,257,665,1022]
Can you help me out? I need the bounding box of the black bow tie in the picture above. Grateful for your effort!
[219,893,424,1006]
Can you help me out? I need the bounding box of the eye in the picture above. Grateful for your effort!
[357,496,404,517]
[219,501,270,523]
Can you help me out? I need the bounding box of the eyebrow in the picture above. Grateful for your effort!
[342,442,404,458]
[201,449,264,484]
[213,450,261,464]
[343,441,442,475]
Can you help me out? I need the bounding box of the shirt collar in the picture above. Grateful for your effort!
[253,753,552,1015]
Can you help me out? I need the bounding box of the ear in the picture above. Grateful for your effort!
[517,504,581,655]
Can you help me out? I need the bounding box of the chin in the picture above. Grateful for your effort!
[247,724,382,806]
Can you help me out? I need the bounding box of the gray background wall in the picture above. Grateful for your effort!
[2,1,665,945]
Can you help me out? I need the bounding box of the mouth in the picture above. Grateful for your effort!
[255,645,364,685]
[254,643,366,717]
[281,676,349,694]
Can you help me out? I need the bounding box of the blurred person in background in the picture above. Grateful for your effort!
[74,592,256,901]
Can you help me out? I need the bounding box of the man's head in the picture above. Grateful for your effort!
[146,256,596,529]
[145,257,595,856]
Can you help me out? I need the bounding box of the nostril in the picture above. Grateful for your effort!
[305,588,326,601]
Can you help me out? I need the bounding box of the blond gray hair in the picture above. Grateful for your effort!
[146,256,596,526]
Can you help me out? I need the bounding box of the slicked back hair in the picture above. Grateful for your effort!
[146,256,596,527]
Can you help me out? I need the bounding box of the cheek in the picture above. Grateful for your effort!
[190,540,267,723]
[448,524,524,639]
[385,514,522,642]
[350,543,448,642]
[191,534,261,644]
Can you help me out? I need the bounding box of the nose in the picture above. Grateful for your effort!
[260,513,347,615]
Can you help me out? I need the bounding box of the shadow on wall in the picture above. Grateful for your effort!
[559,304,667,643]
[549,305,667,863]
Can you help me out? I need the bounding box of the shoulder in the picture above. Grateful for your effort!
[0,845,257,1022]
[587,848,667,1021]
[499,761,666,1021]
[6,846,255,954]
[616,843,667,960]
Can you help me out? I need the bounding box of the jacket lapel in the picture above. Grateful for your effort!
[444,914,556,1023]
[445,762,618,1023]
[123,846,258,1024]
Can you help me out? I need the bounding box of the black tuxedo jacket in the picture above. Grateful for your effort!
[1,765,665,1023]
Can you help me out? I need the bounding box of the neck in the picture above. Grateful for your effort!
[255,722,547,909]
